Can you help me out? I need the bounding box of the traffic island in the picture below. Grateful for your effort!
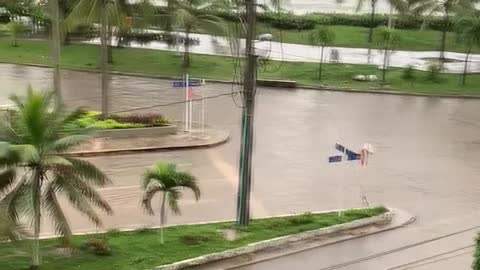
[0,207,396,270]
[67,128,230,156]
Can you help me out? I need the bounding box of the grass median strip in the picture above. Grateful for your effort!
[0,207,386,270]
[1,39,480,96]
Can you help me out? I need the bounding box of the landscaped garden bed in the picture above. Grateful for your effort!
[73,111,170,130]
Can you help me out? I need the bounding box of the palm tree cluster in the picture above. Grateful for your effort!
[0,89,202,269]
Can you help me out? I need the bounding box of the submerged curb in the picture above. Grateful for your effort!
[153,208,394,270]
[3,61,480,99]
[65,131,230,157]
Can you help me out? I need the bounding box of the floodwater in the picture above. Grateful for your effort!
[84,31,480,74]
[2,63,480,268]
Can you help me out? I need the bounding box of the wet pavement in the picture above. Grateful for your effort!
[83,30,480,74]
[2,63,480,269]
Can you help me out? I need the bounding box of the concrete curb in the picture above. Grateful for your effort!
[64,131,230,157]
[153,208,394,270]
[3,61,480,100]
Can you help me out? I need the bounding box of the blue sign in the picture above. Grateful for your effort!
[328,155,342,163]
[329,143,360,163]
[173,79,203,88]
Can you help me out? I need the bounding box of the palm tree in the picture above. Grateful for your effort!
[142,162,200,244]
[66,0,127,117]
[456,11,480,85]
[49,0,63,106]
[309,26,335,81]
[0,89,112,270]
[6,21,27,47]
[165,0,225,68]
[375,27,400,82]
[356,0,379,45]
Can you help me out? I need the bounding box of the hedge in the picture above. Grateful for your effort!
[127,4,453,32]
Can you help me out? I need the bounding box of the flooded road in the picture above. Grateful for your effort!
[2,63,480,269]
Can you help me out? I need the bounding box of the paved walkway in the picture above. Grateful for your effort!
[83,30,480,74]
[69,128,229,156]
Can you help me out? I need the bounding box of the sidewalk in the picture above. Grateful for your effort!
[67,128,229,156]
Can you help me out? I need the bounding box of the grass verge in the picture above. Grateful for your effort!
[255,24,474,54]
[0,207,386,270]
[1,39,480,96]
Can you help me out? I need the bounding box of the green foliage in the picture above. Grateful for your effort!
[375,27,401,50]
[473,233,480,270]
[81,238,112,256]
[0,207,387,270]
[402,65,416,84]
[426,63,443,82]
[73,111,169,130]
[309,26,335,46]
[6,21,27,47]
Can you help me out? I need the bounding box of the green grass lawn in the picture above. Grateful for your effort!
[1,38,479,96]
[0,207,386,270]
[255,24,473,53]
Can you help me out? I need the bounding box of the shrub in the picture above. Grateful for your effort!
[81,238,112,256]
[426,63,443,82]
[110,113,169,127]
[288,212,315,225]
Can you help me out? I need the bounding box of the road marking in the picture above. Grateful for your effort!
[97,185,141,191]
[206,150,268,216]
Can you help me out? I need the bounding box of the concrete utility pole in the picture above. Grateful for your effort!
[236,0,257,226]
[50,0,62,106]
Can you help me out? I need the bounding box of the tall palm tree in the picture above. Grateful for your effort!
[165,0,225,68]
[49,0,63,106]
[142,162,200,244]
[0,89,112,270]
[456,11,480,85]
[375,27,400,82]
[356,0,379,45]
[66,0,127,117]
[309,26,335,81]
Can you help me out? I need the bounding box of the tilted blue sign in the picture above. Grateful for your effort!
[329,143,361,163]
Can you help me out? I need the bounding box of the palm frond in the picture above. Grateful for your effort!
[174,172,200,200]
[52,135,92,153]
[141,182,162,215]
[0,168,16,195]
[167,189,182,215]
[43,182,72,239]
[66,157,111,186]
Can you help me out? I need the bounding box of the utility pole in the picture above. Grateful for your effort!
[236,0,257,226]
[50,0,62,106]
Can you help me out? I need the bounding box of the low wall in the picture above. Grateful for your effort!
[95,125,177,138]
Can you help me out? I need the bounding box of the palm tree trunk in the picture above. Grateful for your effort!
[100,0,109,118]
[382,46,389,82]
[107,24,113,64]
[368,0,376,45]
[50,0,63,106]
[461,47,471,85]
[31,170,42,270]
[318,46,324,81]
[160,192,167,244]
[440,9,449,61]
[183,31,191,69]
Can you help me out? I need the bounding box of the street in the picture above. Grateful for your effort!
[2,63,480,269]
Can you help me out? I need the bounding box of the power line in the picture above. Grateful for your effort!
[317,225,480,270]
[110,91,242,114]
[387,245,474,270]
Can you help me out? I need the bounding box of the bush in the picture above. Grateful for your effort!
[81,238,112,256]
[73,111,169,130]
[473,233,480,270]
